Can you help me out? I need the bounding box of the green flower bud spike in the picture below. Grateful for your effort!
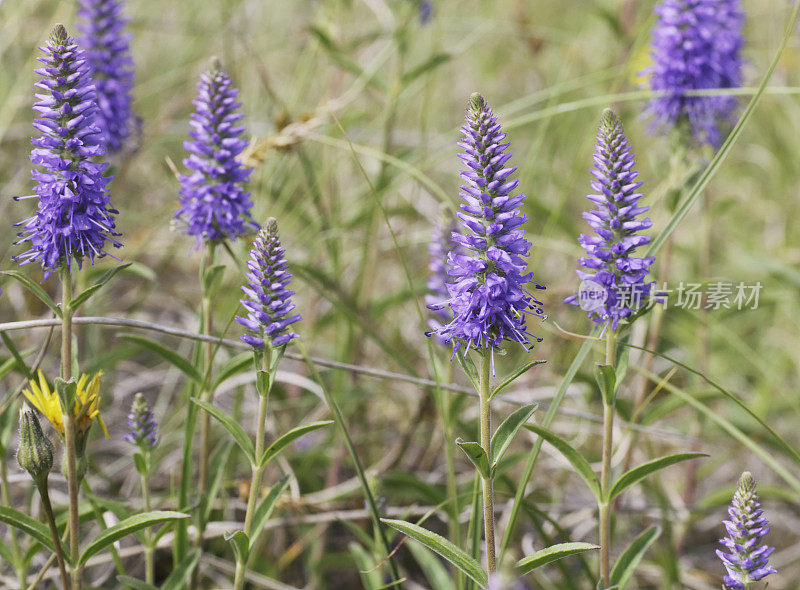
[17,404,54,485]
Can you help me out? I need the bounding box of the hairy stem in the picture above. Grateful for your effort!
[479,353,496,573]
[37,480,69,590]
[141,469,154,585]
[60,269,81,590]
[599,328,617,587]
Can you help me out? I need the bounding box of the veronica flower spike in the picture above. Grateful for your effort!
[14,24,121,278]
[644,0,744,146]
[717,472,777,589]
[77,0,138,152]
[175,61,256,245]
[428,93,544,361]
[236,218,301,350]
[565,108,656,330]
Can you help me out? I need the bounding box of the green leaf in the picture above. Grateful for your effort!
[124,335,203,383]
[133,452,147,477]
[0,505,68,562]
[595,364,617,406]
[489,361,546,401]
[201,264,226,298]
[116,576,157,590]
[68,263,131,310]
[608,453,706,501]
[609,525,661,589]
[401,52,452,84]
[161,549,202,590]
[0,333,33,380]
[249,475,291,550]
[0,270,61,317]
[406,538,452,590]
[212,353,252,390]
[381,519,487,587]
[79,511,189,566]
[523,424,601,499]
[349,542,383,590]
[490,404,537,468]
[201,440,235,525]
[455,439,490,479]
[54,378,77,417]
[516,542,600,575]
[190,398,255,463]
[456,354,480,392]
[225,529,250,565]
[260,421,333,467]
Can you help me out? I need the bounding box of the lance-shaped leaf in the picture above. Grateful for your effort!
[125,335,203,384]
[609,525,661,589]
[201,439,235,525]
[161,549,202,590]
[225,529,250,565]
[608,453,707,501]
[69,263,131,310]
[249,475,292,550]
[490,361,546,402]
[0,505,69,562]
[490,404,538,468]
[516,542,600,575]
[456,353,480,392]
[190,398,255,463]
[595,364,616,406]
[524,424,601,499]
[260,421,333,467]
[79,511,189,566]
[0,270,61,317]
[455,438,490,479]
[381,518,488,587]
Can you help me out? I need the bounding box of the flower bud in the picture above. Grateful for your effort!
[17,405,54,485]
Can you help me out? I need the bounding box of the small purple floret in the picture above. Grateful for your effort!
[77,0,138,152]
[236,218,301,349]
[427,93,544,356]
[644,0,744,146]
[565,109,655,329]
[426,215,462,344]
[716,472,777,589]
[14,24,121,279]
[175,62,255,244]
[124,393,157,449]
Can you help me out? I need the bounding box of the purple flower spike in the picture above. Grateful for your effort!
[77,0,137,152]
[124,393,157,449]
[14,24,121,279]
[427,93,544,356]
[716,472,777,589]
[644,0,744,146]
[236,218,301,349]
[175,61,256,245]
[426,214,461,344]
[565,109,655,330]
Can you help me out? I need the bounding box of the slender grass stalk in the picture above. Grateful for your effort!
[60,268,81,590]
[36,480,70,590]
[599,328,617,587]
[234,346,272,590]
[297,340,401,584]
[478,353,496,573]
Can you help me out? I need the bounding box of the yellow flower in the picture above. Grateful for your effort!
[23,370,109,439]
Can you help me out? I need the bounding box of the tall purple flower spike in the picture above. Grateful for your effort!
[426,214,461,344]
[14,24,121,279]
[565,109,655,330]
[175,61,256,245]
[716,472,777,589]
[644,0,744,147]
[427,93,544,357]
[236,218,301,349]
[77,0,137,152]
[124,393,157,449]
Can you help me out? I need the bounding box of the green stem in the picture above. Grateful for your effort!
[479,353,496,573]
[234,347,271,590]
[60,268,81,590]
[599,328,617,587]
[198,242,217,494]
[141,469,154,585]
[37,480,69,590]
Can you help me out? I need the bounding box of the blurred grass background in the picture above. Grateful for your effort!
[2,0,800,588]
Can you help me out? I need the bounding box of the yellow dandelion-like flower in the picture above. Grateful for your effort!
[23,370,109,439]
